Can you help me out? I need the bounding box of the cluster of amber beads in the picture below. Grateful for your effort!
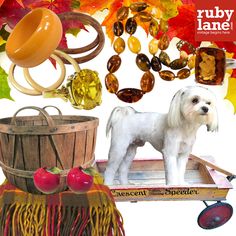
[157,40,196,81]
[105,2,169,103]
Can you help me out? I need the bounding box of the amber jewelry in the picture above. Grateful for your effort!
[105,2,168,103]
[8,50,80,96]
[58,12,105,64]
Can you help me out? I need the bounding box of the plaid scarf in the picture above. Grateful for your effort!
[0,180,125,236]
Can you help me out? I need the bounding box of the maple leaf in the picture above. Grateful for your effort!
[0,66,14,101]
[167,3,200,47]
[78,0,111,15]
[225,77,236,113]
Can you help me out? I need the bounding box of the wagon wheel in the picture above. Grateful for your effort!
[197,201,233,229]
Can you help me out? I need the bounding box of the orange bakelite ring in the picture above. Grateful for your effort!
[6,8,63,68]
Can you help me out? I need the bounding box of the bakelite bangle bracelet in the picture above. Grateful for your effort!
[8,50,80,95]
[58,12,105,64]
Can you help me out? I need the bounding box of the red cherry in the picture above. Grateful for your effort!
[67,167,93,193]
[33,167,61,194]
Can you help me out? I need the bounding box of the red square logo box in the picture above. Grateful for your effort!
[195,0,236,42]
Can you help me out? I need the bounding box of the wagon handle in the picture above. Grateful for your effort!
[41,105,62,116]
[190,154,235,176]
[11,106,55,127]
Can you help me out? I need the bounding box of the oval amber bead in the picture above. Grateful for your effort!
[188,55,196,69]
[125,17,137,35]
[149,38,159,55]
[130,2,148,12]
[113,37,126,54]
[138,12,152,22]
[177,68,191,79]
[140,71,155,92]
[149,20,159,37]
[116,88,144,103]
[159,51,171,66]
[105,73,119,93]
[159,70,175,81]
[117,6,129,21]
[113,21,124,36]
[160,19,168,32]
[158,33,170,50]
[107,55,121,73]
[151,56,162,71]
[128,36,141,54]
[136,53,151,71]
[169,58,188,70]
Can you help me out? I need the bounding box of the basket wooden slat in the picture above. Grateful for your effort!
[0,106,99,194]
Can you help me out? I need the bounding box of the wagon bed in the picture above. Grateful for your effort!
[95,155,234,202]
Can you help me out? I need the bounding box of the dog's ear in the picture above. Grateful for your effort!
[167,88,185,128]
[207,106,219,132]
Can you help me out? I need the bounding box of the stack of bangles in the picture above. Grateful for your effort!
[5,9,104,110]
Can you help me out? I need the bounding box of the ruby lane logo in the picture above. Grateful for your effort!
[195,2,236,41]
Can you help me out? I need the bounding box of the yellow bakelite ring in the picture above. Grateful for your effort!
[6,8,63,68]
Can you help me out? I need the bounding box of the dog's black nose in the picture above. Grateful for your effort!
[201,106,209,113]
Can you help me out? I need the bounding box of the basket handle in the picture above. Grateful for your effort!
[11,106,55,127]
[41,105,62,116]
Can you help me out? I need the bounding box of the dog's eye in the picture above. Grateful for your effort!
[206,102,211,105]
[192,98,199,104]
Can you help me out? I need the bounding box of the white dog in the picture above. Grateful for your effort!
[104,86,218,185]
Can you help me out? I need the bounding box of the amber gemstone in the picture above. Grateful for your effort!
[113,37,126,54]
[105,73,119,93]
[149,19,159,37]
[130,2,148,12]
[158,33,170,50]
[136,53,151,71]
[138,12,152,22]
[125,17,137,35]
[160,19,168,32]
[151,56,162,71]
[116,88,144,103]
[177,68,191,79]
[149,38,159,55]
[195,47,225,85]
[169,58,188,70]
[117,6,129,21]
[107,55,121,73]
[140,71,155,92]
[128,36,141,54]
[113,21,124,36]
[159,70,175,81]
[159,51,171,66]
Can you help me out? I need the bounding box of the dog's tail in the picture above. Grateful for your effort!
[106,106,136,137]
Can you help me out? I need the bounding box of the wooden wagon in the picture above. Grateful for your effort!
[95,154,236,229]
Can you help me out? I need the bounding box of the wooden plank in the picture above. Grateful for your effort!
[73,131,86,166]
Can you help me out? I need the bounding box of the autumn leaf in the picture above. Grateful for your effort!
[225,77,236,113]
[167,3,200,47]
[78,0,111,15]
[0,66,14,101]
[0,0,5,7]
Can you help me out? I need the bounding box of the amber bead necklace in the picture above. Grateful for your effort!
[105,2,168,103]
[105,3,195,103]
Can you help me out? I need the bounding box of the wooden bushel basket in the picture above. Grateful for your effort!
[0,106,99,194]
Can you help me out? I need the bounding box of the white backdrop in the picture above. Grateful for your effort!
[0,12,236,236]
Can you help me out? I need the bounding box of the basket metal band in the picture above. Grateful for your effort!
[0,156,95,179]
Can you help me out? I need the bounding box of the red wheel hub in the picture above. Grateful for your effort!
[198,202,233,229]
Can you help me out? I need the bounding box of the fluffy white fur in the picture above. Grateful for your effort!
[104,86,218,185]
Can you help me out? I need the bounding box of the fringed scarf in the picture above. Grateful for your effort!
[0,180,125,236]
